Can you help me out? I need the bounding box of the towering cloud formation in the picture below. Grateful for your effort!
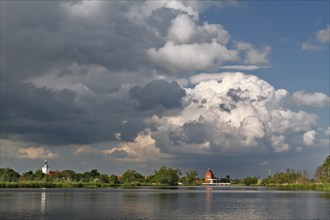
[75,72,323,162]
[147,72,319,155]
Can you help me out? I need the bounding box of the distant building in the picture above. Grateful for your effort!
[49,171,61,175]
[41,160,62,175]
[204,168,216,183]
[42,159,49,174]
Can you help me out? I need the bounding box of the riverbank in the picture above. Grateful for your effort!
[0,181,182,189]
[1,182,329,191]
[267,183,330,191]
[0,182,120,188]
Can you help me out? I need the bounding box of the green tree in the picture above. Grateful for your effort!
[268,169,309,184]
[34,169,46,181]
[81,169,101,182]
[80,171,91,182]
[121,169,144,184]
[109,174,120,184]
[219,175,231,183]
[241,176,258,186]
[152,166,182,186]
[183,170,198,185]
[0,168,20,182]
[98,174,110,183]
[315,155,330,183]
[61,170,78,182]
[20,171,34,181]
[90,169,100,178]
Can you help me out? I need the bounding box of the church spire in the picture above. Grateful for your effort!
[42,158,49,174]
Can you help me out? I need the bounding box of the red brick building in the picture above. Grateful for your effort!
[204,168,216,183]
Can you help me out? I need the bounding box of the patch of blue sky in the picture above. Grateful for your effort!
[200,1,329,95]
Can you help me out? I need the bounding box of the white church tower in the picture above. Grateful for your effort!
[42,159,49,174]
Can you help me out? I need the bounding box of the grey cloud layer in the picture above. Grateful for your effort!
[129,80,186,111]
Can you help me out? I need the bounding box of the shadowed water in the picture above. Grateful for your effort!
[1,186,329,220]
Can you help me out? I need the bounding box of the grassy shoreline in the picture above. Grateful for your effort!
[1,182,329,191]
[0,182,121,189]
[266,183,330,191]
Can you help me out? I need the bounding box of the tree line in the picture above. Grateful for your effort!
[0,166,196,186]
[230,155,330,186]
[1,155,329,187]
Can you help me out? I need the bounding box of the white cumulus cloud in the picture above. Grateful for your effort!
[316,25,330,43]
[148,9,271,73]
[18,147,58,159]
[147,72,319,155]
[103,131,171,162]
[325,127,330,136]
[235,42,271,66]
[303,130,316,146]
[302,25,330,51]
[291,91,330,107]
[271,135,290,153]
[148,41,238,72]
[168,14,229,45]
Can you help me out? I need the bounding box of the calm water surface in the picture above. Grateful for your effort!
[1,186,329,220]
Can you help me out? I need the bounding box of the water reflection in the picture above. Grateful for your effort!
[40,191,46,219]
[205,187,213,216]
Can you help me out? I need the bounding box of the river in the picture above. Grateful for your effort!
[1,186,329,219]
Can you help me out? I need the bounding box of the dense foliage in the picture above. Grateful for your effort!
[0,168,119,184]
[219,175,231,183]
[0,168,20,182]
[182,170,199,185]
[121,169,144,184]
[240,176,259,185]
[151,166,182,186]
[263,169,309,185]
[315,155,330,183]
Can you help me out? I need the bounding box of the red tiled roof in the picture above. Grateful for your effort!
[49,171,62,175]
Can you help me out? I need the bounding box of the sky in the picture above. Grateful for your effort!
[1,0,329,179]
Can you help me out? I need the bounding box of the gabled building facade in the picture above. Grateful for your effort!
[204,168,216,183]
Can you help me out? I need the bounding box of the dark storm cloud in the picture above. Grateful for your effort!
[107,149,129,159]
[1,1,68,80]
[0,81,145,145]
[1,0,186,146]
[145,7,182,45]
[129,80,186,110]
[0,1,177,146]
[182,122,207,144]
[1,1,165,83]
[0,81,100,145]
[0,79,183,145]
[1,81,82,122]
